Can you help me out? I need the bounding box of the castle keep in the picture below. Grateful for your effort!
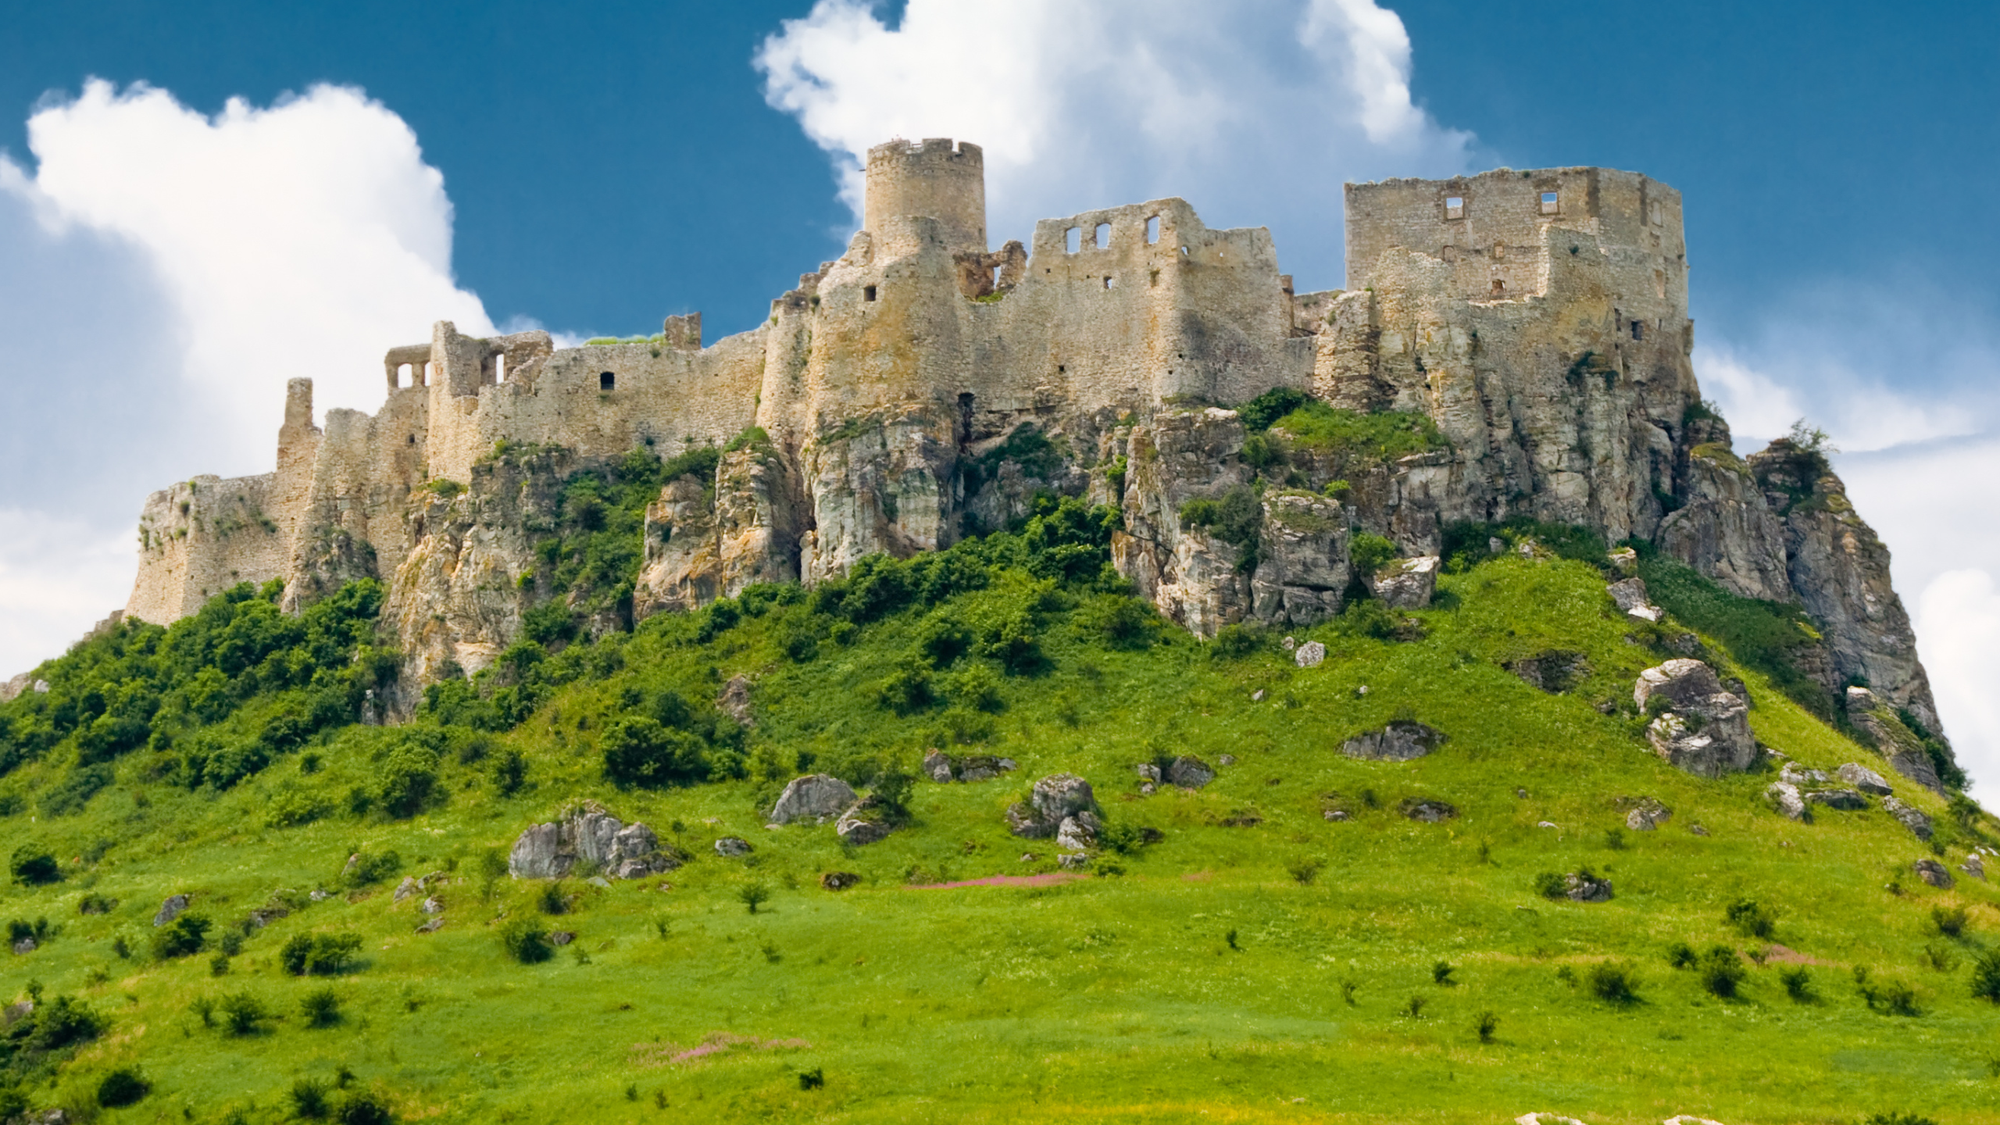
[123,138,1945,748]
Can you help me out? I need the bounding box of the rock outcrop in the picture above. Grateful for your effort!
[1007,773,1097,839]
[921,751,1017,783]
[1622,797,1672,831]
[1367,555,1439,610]
[1634,660,1758,777]
[1846,687,1945,795]
[1341,721,1445,761]
[1882,795,1933,841]
[509,803,682,879]
[769,774,858,825]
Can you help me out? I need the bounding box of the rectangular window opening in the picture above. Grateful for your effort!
[1145,215,1160,244]
[495,355,506,383]
[1065,227,1081,254]
[1630,320,1643,340]
[1490,278,1505,295]
[1540,191,1558,214]
[864,285,878,302]
[1445,196,1465,220]
[1094,222,1111,249]
[1103,275,1115,290]
[599,371,616,391]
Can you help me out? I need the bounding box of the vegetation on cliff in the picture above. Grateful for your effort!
[0,497,1991,1122]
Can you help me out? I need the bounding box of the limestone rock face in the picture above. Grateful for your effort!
[382,447,570,693]
[769,774,858,825]
[634,445,802,619]
[802,410,959,585]
[1846,687,1945,795]
[1836,762,1894,795]
[1249,493,1350,625]
[1635,659,1758,776]
[508,804,681,879]
[1751,442,1946,740]
[1112,407,1255,636]
[836,800,895,845]
[1765,782,1808,821]
[1341,721,1445,761]
[1008,773,1097,838]
[1659,442,1793,602]
[1367,555,1439,610]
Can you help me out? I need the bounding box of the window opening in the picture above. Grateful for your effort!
[1145,215,1160,244]
[1445,196,1465,220]
[495,355,506,383]
[1179,245,1190,256]
[1540,191,1558,214]
[991,266,1002,288]
[1094,222,1110,249]
[600,371,616,391]
[1490,279,1505,295]
[1629,321,1643,341]
[864,285,878,302]
[1103,276,1115,289]
[1065,227,1081,254]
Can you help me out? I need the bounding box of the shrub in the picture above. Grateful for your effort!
[493,749,527,797]
[219,991,269,1035]
[600,716,709,788]
[738,884,771,915]
[334,1090,394,1125]
[1931,906,1968,939]
[281,933,362,976]
[498,920,553,964]
[1697,946,1746,999]
[151,912,212,959]
[1402,995,1426,1019]
[1971,949,2000,1004]
[302,987,342,1027]
[1533,872,1567,900]
[1348,532,1398,577]
[1865,1115,1939,1125]
[1854,966,1920,1016]
[1725,898,1777,940]
[537,882,570,915]
[373,742,440,818]
[290,1078,332,1119]
[1432,961,1456,985]
[1587,962,1640,1004]
[799,1067,825,1091]
[1666,942,1697,969]
[1286,856,1325,885]
[1780,966,1815,1002]
[1475,1011,1498,1043]
[96,1066,150,1107]
[343,850,402,888]
[10,845,58,885]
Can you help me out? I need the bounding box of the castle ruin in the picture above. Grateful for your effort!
[123,137,1944,751]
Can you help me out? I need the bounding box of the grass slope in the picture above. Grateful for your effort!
[1,539,1996,1124]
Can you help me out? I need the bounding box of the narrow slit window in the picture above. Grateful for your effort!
[1540,191,1558,214]
[1065,227,1081,254]
[864,285,878,302]
[599,371,616,391]
[495,355,506,383]
[1445,196,1465,220]
[1094,222,1110,249]
[991,266,1002,288]
[1145,215,1160,244]
[1630,320,1644,341]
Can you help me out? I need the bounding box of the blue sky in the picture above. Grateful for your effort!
[3,0,1999,790]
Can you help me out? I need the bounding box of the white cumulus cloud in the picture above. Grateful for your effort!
[1916,569,2000,803]
[0,80,493,674]
[757,0,1474,289]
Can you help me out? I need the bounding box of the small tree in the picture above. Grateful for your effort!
[1475,1011,1499,1043]
[738,884,771,915]
[152,913,212,959]
[1971,949,2000,1004]
[1587,962,1640,1005]
[499,920,553,964]
[219,992,269,1036]
[1698,946,1747,999]
[289,1078,332,1119]
[96,1067,150,1108]
[302,987,342,1028]
[9,846,59,886]
[1725,898,1777,940]
[1432,961,1457,985]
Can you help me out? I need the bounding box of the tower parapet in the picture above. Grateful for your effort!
[864,137,986,256]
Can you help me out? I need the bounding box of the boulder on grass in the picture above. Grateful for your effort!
[1623,797,1672,832]
[1369,556,1440,610]
[509,802,683,880]
[1165,755,1216,789]
[820,871,861,891]
[1882,795,1933,841]
[1341,721,1444,762]
[1635,660,1757,777]
[1804,788,1868,811]
[1836,762,1894,795]
[769,774,858,825]
[1399,798,1457,823]
[1764,782,1809,822]
[1008,773,1097,838]
[836,802,894,846]
[1914,858,1954,889]
[1565,872,1614,903]
[153,894,190,927]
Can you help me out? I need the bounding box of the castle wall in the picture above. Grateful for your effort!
[126,472,288,623]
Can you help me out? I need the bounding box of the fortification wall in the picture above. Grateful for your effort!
[865,138,985,257]
[126,472,288,623]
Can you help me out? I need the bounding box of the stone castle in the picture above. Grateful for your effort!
[120,137,1946,753]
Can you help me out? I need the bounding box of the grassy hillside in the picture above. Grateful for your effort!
[1,501,1995,1124]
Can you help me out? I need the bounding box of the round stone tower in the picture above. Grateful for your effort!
[863,137,986,254]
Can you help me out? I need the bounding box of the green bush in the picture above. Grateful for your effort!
[1697,946,1747,999]
[1533,872,1567,900]
[96,1066,149,1107]
[219,991,269,1036]
[499,920,553,964]
[601,716,710,788]
[1348,532,1398,577]
[302,987,342,1027]
[1971,949,2000,1004]
[1586,962,1640,1004]
[9,845,58,885]
[334,1089,394,1125]
[290,1078,332,1119]
[343,850,402,888]
[281,933,362,976]
[1930,906,1967,939]
[1726,898,1777,940]
[1779,966,1815,1002]
[1638,554,1835,720]
[151,912,212,959]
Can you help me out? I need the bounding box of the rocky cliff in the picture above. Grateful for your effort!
[114,141,1952,772]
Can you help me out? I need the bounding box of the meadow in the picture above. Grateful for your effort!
[1,507,1994,1124]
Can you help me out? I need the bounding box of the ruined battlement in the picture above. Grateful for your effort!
[865,137,986,256]
[1345,167,1686,322]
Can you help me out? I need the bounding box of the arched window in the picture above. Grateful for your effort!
[600,371,616,391]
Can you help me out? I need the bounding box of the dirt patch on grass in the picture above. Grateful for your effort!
[630,1033,811,1068]
[1761,944,1838,966]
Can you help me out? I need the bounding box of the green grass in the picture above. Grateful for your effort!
[0,537,1995,1122]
